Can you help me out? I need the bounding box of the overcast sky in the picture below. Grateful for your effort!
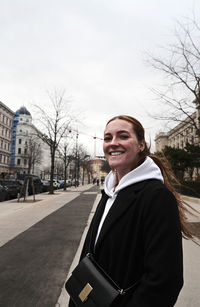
[1,0,199,156]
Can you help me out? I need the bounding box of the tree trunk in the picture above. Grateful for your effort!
[49,150,55,194]
[63,162,67,191]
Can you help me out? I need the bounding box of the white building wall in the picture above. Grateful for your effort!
[14,110,52,177]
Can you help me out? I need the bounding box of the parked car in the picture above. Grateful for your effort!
[0,184,9,201]
[0,180,21,200]
[17,174,43,195]
[41,179,59,192]
[41,180,51,192]
[59,179,72,188]
[53,179,60,189]
[57,180,64,188]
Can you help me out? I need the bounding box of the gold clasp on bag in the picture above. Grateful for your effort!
[79,283,93,302]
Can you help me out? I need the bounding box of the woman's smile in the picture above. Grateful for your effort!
[109,151,124,156]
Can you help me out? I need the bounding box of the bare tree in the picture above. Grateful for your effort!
[78,145,91,185]
[149,17,200,135]
[59,142,74,190]
[25,137,42,174]
[34,90,75,194]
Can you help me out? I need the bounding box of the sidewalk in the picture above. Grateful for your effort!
[175,195,200,306]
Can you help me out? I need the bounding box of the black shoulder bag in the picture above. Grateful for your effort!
[65,253,140,307]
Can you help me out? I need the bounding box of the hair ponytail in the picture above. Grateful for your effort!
[107,115,198,239]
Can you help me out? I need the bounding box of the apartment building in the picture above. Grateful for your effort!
[11,106,62,177]
[0,101,15,177]
[155,111,200,152]
[155,110,200,180]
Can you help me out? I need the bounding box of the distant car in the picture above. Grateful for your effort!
[0,180,21,200]
[58,179,71,189]
[41,179,59,191]
[0,184,8,201]
[57,180,64,188]
[41,180,51,192]
[53,179,60,189]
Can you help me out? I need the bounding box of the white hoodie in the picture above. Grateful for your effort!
[95,157,164,244]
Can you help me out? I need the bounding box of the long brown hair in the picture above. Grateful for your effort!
[106,115,197,239]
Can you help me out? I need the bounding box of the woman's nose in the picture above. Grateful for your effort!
[110,136,119,146]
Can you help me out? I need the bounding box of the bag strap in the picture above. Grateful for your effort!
[86,253,140,295]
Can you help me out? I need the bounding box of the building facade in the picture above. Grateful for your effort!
[0,101,15,178]
[89,158,108,182]
[155,110,200,180]
[155,111,200,152]
[11,106,51,177]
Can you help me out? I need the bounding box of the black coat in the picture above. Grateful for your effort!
[68,179,183,307]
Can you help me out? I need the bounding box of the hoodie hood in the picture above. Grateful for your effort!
[104,156,164,198]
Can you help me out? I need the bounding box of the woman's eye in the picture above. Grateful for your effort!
[104,137,112,142]
[120,135,129,139]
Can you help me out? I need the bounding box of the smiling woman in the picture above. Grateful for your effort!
[67,115,196,307]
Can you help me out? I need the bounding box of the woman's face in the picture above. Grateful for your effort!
[103,119,145,180]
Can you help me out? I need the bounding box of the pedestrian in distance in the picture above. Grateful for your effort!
[67,115,196,307]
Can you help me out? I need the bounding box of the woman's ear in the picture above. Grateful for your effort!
[139,141,145,152]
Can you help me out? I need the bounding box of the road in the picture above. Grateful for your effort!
[0,188,199,307]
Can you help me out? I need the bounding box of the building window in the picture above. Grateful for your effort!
[24,148,27,154]
[18,148,21,154]
[17,159,21,165]
[24,159,27,166]
[19,139,22,144]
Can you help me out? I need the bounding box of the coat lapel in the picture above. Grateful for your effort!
[95,185,138,251]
